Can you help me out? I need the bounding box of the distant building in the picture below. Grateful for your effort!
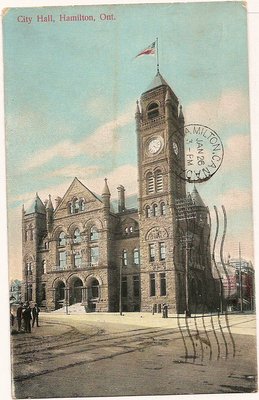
[21,72,218,314]
[212,258,255,311]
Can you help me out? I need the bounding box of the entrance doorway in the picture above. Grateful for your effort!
[70,277,83,305]
[55,281,65,309]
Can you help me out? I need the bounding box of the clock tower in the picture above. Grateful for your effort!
[136,71,187,313]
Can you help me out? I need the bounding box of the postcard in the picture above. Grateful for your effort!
[2,1,257,398]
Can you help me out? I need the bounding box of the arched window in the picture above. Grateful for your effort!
[90,279,100,299]
[147,102,159,119]
[146,205,151,218]
[80,199,85,212]
[161,202,166,216]
[122,250,128,266]
[125,227,129,234]
[155,170,163,192]
[133,249,139,265]
[73,228,82,244]
[74,199,80,213]
[153,204,158,217]
[147,172,155,193]
[42,260,46,274]
[74,252,82,268]
[68,202,72,214]
[129,226,133,233]
[26,262,33,276]
[90,226,99,241]
[58,232,66,246]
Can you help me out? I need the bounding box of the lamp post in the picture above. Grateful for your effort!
[239,242,243,313]
[119,255,123,316]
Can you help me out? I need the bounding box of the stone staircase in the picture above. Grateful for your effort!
[52,303,87,314]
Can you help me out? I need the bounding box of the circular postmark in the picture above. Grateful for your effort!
[172,124,224,183]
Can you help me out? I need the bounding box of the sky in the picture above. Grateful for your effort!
[2,1,254,280]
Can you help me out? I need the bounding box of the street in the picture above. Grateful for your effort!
[12,312,257,398]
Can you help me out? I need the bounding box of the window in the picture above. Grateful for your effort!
[58,232,66,246]
[147,172,155,193]
[129,226,133,233]
[150,273,156,296]
[90,226,99,241]
[133,275,140,297]
[73,228,82,244]
[74,199,80,213]
[161,202,166,216]
[90,247,99,265]
[26,262,32,276]
[147,102,159,119]
[133,248,139,265]
[42,260,46,274]
[90,279,100,298]
[44,242,49,250]
[160,273,166,296]
[80,199,85,211]
[149,244,155,262]
[122,249,128,266]
[155,170,163,192]
[122,276,128,297]
[74,253,82,268]
[41,283,46,301]
[146,205,151,218]
[125,227,129,234]
[159,242,166,261]
[153,204,158,217]
[59,251,67,270]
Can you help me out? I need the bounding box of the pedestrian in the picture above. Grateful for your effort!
[32,303,40,327]
[16,303,23,332]
[22,303,32,333]
[10,308,15,327]
[162,303,166,318]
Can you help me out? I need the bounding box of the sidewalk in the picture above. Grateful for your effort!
[40,311,257,336]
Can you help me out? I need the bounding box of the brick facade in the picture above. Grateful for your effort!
[21,72,218,313]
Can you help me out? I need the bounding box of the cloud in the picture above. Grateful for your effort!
[23,107,134,171]
[184,89,249,129]
[222,134,251,172]
[217,188,252,213]
[45,164,101,180]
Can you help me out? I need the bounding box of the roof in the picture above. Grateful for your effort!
[145,71,169,93]
[190,186,206,208]
[25,193,46,215]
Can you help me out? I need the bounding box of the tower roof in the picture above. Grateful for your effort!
[191,186,206,207]
[25,193,46,215]
[102,178,110,196]
[46,194,54,210]
[145,71,169,92]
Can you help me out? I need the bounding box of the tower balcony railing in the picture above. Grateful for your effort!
[140,115,165,127]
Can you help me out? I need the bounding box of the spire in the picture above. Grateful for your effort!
[165,87,171,103]
[191,185,206,207]
[135,100,140,115]
[102,178,110,196]
[179,105,184,120]
[46,194,54,210]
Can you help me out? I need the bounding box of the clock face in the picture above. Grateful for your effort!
[147,137,163,155]
[173,142,179,155]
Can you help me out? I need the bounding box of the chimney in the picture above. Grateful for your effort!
[117,185,125,212]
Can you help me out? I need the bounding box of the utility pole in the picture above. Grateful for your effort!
[185,232,191,317]
[119,255,122,316]
[239,242,243,313]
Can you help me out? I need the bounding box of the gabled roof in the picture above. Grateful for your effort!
[25,193,46,215]
[54,177,102,214]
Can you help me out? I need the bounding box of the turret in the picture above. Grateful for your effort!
[102,178,110,210]
[179,105,185,126]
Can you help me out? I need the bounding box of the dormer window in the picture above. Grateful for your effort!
[74,199,80,213]
[147,102,159,119]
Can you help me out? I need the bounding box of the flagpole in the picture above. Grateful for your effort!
[156,37,159,73]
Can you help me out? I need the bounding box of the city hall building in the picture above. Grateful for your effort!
[22,72,217,313]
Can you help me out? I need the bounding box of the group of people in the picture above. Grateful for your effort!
[11,302,40,333]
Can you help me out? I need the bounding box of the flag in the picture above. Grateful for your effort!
[135,42,156,58]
